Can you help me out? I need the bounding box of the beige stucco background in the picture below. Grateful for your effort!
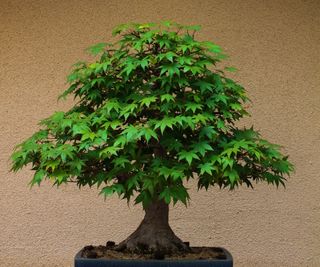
[1,0,319,266]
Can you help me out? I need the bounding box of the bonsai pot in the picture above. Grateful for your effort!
[74,246,233,267]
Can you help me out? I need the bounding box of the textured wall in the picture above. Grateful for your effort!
[1,0,319,266]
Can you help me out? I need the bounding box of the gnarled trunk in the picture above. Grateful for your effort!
[116,200,189,253]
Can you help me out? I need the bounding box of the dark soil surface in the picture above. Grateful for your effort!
[81,241,227,260]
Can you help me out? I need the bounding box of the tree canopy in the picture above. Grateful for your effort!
[11,21,294,208]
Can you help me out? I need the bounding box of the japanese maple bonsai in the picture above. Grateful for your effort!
[11,21,293,260]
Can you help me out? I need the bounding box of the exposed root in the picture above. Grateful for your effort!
[115,223,190,254]
[115,200,190,254]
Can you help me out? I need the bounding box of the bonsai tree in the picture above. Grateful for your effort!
[11,21,293,253]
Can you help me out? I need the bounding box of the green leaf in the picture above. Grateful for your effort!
[171,169,185,181]
[224,169,239,185]
[157,51,176,62]
[122,125,139,141]
[154,117,176,134]
[81,131,96,141]
[185,102,203,113]
[58,84,78,100]
[100,146,120,158]
[198,163,215,175]
[183,65,202,75]
[127,175,140,190]
[142,178,155,195]
[68,158,85,172]
[221,157,234,170]
[176,116,195,129]
[140,96,157,108]
[272,159,292,174]
[112,157,130,167]
[193,114,209,125]
[159,188,171,204]
[158,37,171,49]
[140,57,149,70]
[225,66,238,72]
[58,145,76,162]
[193,80,214,93]
[199,126,217,139]
[100,186,113,197]
[217,120,226,130]
[135,191,152,208]
[86,43,109,56]
[158,166,184,181]
[160,63,180,77]
[201,41,222,53]
[67,72,79,83]
[103,99,121,114]
[140,127,158,143]
[160,94,175,103]
[192,141,213,156]
[30,169,46,186]
[161,20,172,27]
[112,23,130,36]
[72,123,91,136]
[105,120,122,130]
[101,184,125,197]
[51,111,65,123]
[178,150,200,165]
[45,159,60,172]
[178,55,193,65]
[160,136,183,151]
[172,186,189,205]
[113,136,127,147]
[120,103,138,120]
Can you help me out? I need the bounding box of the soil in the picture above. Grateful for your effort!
[81,241,227,260]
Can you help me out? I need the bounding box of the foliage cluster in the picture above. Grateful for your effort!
[11,22,293,208]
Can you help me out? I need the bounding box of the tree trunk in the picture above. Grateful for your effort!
[116,200,189,253]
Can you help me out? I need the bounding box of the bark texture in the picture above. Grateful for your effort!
[116,200,189,253]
